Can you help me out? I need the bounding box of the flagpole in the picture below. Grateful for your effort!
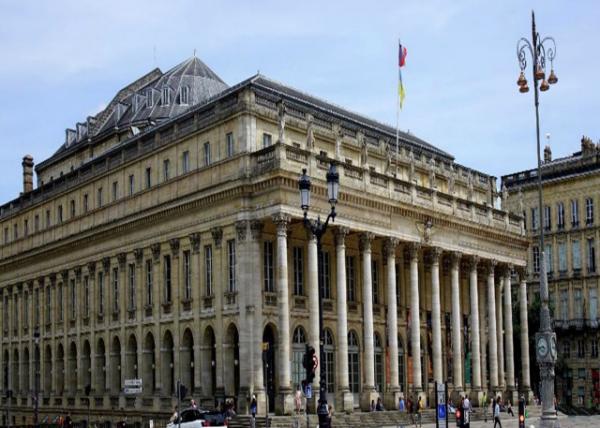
[395,38,401,176]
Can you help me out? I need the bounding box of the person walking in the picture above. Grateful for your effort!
[493,396,502,428]
[250,395,257,428]
[482,392,488,422]
[399,396,406,413]
[507,400,514,417]
[416,396,423,428]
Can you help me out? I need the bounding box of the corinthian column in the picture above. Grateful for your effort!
[334,227,353,412]
[487,260,499,392]
[469,256,482,396]
[478,281,488,392]
[497,276,505,390]
[273,213,293,414]
[519,273,531,397]
[360,232,378,410]
[384,238,400,408]
[450,252,463,394]
[306,231,320,398]
[430,248,443,385]
[504,267,516,400]
[408,243,423,398]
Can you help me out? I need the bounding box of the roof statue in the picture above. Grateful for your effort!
[384,139,393,173]
[334,123,343,161]
[359,132,367,166]
[448,164,456,195]
[429,156,437,190]
[277,99,286,144]
[306,114,315,150]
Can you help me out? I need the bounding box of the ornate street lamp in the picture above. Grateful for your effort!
[298,162,339,423]
[516,11,559,428]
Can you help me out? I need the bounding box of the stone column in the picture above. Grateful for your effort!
[503,267,516,402]
[273,213,293,414]
[486,260,499,392]
[496,276,505,390]
[430,248,443,385]
[384,237,400,408]
[450,252,463,394]
[408,243,424,400]
[478,281,488,393]
[360,232,378,410]
[334,227,353,412]
[468,256,482,400]
[306,230,320,404]
[519,274,531,398]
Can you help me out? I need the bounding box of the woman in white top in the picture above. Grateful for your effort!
[493,396,502,428]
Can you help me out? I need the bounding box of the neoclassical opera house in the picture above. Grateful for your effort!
[0,57,530,425]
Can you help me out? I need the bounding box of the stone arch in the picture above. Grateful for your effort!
[291,325,307,390]
[110,336,121,393]
[374,332,384,392]
[162,330,174,396]
[224,324,239,397]
[22,347,30,395]
[262,323,277,411]
[43,345,52,394]
[68,342,77,394]
[201,326,217,397]
[142,332,156,395]
[180,328,194,398]
[95,338,106,393]
[56,344,64,394]
[82,340,91,392]
[126,334,138,380]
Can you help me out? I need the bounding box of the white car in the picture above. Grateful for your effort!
[166,408,228,428]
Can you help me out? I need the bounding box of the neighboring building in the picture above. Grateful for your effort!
[0,56,529,426]
[502,137,600,409]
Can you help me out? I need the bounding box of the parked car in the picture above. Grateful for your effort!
[166,408,228,428]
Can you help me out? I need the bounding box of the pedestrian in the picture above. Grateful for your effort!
[399,396,406,413]
[190,399,198,409]
[169,406,179,423]
[65,413,73,428]
[507,400,514,417]
[370,399,376,412]
[482,392,488,422]
[250,395,257,428]
[416,396,423,428]
[376,397,385,411]
[493,396,502,428]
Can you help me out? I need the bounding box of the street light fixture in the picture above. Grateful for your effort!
[516,11,559,428]
[298,161,339,425]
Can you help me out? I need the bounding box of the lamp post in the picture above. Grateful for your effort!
[298,162,339,425]
[516,11,559,428]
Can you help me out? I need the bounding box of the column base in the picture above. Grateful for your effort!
[253,388,268,417]
[469,388,483,407]
[359,388,380,412]
[384,388,401,411]
[275,387,294,415]
[340,389,354,413]
[450,386,464,403]
[506,385,518,405]
[237,386,250,415]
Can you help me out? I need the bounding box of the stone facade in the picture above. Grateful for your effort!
[503,137,600,409]
[0,57,529,426]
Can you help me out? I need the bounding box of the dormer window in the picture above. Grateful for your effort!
[147,90,154,108]
[180,86,190,104]
[162,86,171,106]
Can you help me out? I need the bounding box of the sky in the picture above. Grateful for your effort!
[0,0,598,203]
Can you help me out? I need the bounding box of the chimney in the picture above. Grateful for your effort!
[544,145,552,162]
[22,155,34,193]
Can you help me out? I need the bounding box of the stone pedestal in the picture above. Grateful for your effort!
[507,386,518,406]
[384,389,401,411]
[237,386,250,415]
[472,389,483,407]
[275,388,294,415]
[254,389,268,417]
[340,389,354,413]
[360,389,379,412]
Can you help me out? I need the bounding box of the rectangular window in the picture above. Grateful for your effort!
[70,278,76,319]
[23,292,29,329]
[545,244,553,273]
[70,199,76,218]
[589,287,598,321]
[348,351,360,393]
[532,246,540,273]
[58,283,63,322]
[57,205,63,223]
[204,142,211,166]
[205,245,213,296]
[45,209,51,228]
[318,250,331,299]
[163,255,172,303]
[263,133,272,148]
[588,238,596,273]
[13,223,18,240]
[531,207,539,231]
[558,242,567,272]
[577,340,585,358]
[163,159,170,181]
[574,289,583,319]
[592,340,599,358]
[112,267,119,313]
[562,341,570,358]
[34,288,39,326]
[372,260,379,304]
[293,246,304,296]
[560,289,569,320]
[34,214,39,232]
[145,167,152,188]
[578,368,586,379]
[544,205,551,230]
[182,150,190,174]
[13,295,18,333]
[97,187,103,207]
[183,250,191,300]
[571,199,579,227]
[557,202,565,229]
[98,271,105,315]
[586,197,594,225]
[128,175,135,196]
[24,219,29,237]
[45,289,51,324]
[83,276,90,318]
[324,347,335,393]
[263,241,274,292]
[145,259,153,306]
[346,256,356,302]
[83,194,89,213]
[572,240,581,270]
[128,263,135,310]
[112,181,118,201]
[226,132,234,157]
[227,240,236,293]
[4,227,8,243]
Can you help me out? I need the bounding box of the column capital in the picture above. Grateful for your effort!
[359,232,375,252]
[169,238,180,257]
[235,221,248,242]
[517,265,528,280]
[189,232,201,253]
[272,213,291,237]
[151,243,161,262]
[117,252,127,267]
[211,227,223,248]
[407,242,421,261]
[74,266,82,281]
[134,248,144,265]
[60,269,69,282]
[49,273,57,285]
[485,259,498,276]
[468,255,480,272]
[502,263,514,277]
[87,262,96,275]
[383,237,399,259]
[428,247,443,265]
[450,251,462,268]
[250,220,264,240]
[334,227,350,247]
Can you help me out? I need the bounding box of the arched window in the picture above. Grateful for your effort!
[348,331,360,394]
[398,336,405,392]
[291,326,307,389]
[374,333,384,392]
[323,329,335,393]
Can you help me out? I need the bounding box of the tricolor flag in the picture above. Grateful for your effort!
[398,42,407,109]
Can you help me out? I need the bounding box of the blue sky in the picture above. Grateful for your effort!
[0,0,598,203]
